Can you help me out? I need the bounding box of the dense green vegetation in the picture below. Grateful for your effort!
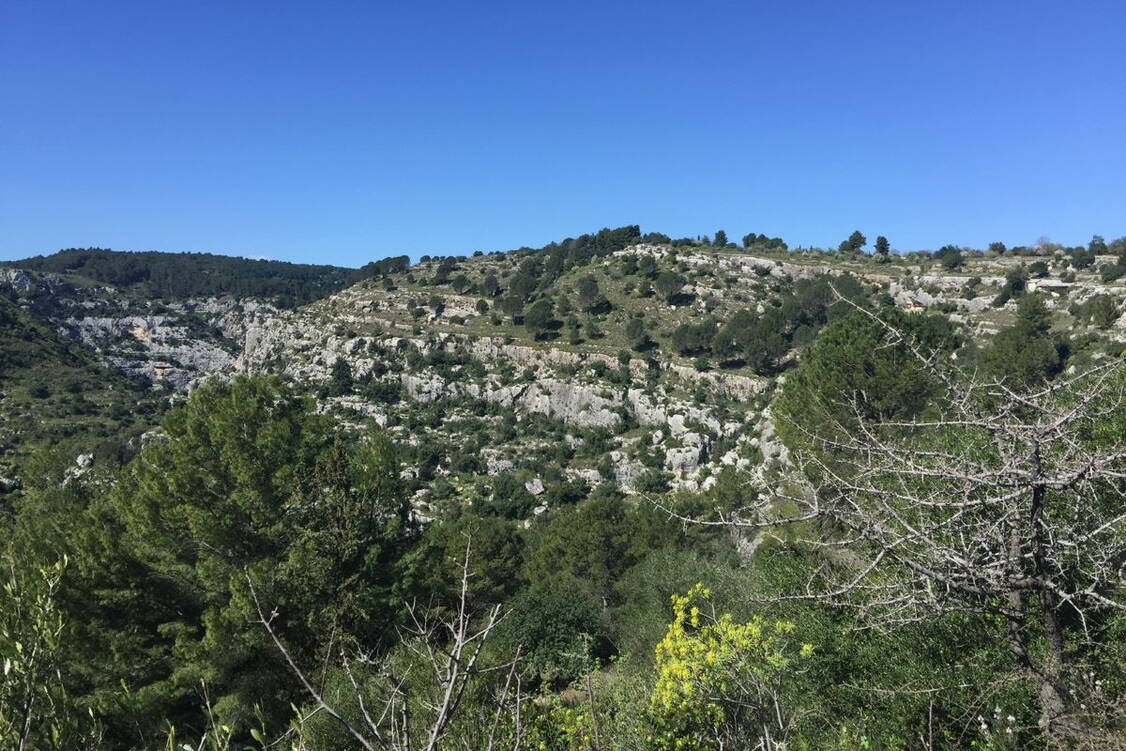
[4,226,1126,748]
[2,286,1123,749]
[346,255,411,286]
[5,248,353,306]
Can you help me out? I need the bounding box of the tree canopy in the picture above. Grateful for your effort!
[7,248,352,306]
[85,378,412,738]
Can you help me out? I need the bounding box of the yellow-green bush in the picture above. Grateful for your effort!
[647,584,813,751]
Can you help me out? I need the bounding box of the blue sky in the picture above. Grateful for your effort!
[2,0,1123,266]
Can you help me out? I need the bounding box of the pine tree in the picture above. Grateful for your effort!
[523,298,555,339]
[108,377,415,735]
[328,357,353,396]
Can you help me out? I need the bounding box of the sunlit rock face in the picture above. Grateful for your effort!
[5,240,1121,506]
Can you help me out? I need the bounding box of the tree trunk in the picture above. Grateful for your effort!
[1028,479,1073,735]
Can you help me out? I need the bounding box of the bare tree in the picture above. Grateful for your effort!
[247,537,523,750]
[664,304,1126,741]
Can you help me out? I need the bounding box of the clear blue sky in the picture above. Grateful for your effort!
[2,0,1124,266]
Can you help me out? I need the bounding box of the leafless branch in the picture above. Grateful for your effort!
[669,297,1126,737]
[245,533,522,750]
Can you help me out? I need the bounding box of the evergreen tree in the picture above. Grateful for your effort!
[498,293,524,321]
[626,318,651,350]
[654,271,686,302]
[637,255,658,278]
[523,298,555,339]
[775,308,958,452]
[1071,249,1096,269]
[450,273,471,292]
[669,320,717,357]
[328,357,353,396]
[508,268,538,302]
[109,378,414,735]
[935,245,964,269]
[575,275,608,313]
[982,294,1066,387]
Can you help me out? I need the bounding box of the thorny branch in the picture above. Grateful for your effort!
[656,297,1126,735]
[246,534,521,750]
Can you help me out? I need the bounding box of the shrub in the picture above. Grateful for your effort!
[647,585,813,751]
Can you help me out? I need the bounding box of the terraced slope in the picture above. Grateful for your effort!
[4,240,1124,520]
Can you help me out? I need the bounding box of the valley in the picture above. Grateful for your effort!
[2,231,1125,749]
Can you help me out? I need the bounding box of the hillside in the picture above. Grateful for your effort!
[4,247,353,307]
[0,291,162,497]
[3,231,1126,748]
[234,237,1126,517]
[5,232,1125,517]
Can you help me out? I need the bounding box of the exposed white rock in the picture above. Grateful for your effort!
[63,453,95,485]
[665,445,702,475]
[486,457,515,475]
[571,468,603,485]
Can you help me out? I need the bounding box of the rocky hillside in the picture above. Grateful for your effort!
[4,236,1125,518]
[0,285,165,492]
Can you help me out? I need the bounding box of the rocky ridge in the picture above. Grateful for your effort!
[4,242,1124,516]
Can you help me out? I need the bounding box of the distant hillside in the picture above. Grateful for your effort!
[4,248,354,306]
[0,295,163,492]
